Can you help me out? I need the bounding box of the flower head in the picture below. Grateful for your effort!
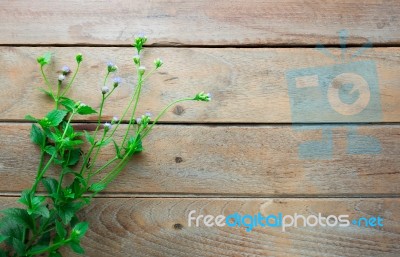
[76,53,83,64]
[101,86,110,94]
[61,65,71,75]
[133,55,140,65]
[136,118,142,124]
[113,77,122,88]
[154,58,163,69]
[104,122,112,131]
[193,92,211,102]
[138,66,146,76]
[58,74,66,82]
[112,116,119,124]
[107,62,118,73]
[133,34,147,53]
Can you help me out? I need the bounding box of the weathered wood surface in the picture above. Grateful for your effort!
[1,1,400,46]
[1,197,400,257]
[1,47,399,123]
[0,123,398,195]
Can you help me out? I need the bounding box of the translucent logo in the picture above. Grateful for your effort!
[286,30,382,159]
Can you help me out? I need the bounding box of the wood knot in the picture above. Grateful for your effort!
[173,223,183,230]
[173,105,185,115]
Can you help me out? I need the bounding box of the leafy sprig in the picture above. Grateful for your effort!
[0,35,210,257]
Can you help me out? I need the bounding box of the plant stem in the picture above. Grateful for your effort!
[120,70,143,148]
[141,98,193,139]
[60,63,80,97]
[28,238,72,255]
[89,156,118,180]
[40,66,53,95]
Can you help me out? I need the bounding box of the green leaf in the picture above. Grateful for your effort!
[62,139,83,148]
[84,131,94,145]
[76,105,97,115]
[1,208,34,230]
[55,220,67,239]
[38,88,55,100]
[40,110,68,128]
[71,222,89,240]
[24,115,38,122]
[44,145,57,157]
[33,205,50,218]
[50,251,62,257]
[27,244,48,255]
[69,241,85,254]
[37,52,52,66]
[112,139,122,158]
[18,189,31,207]
[95,138,111,147]
[89,183,107,193]
[59,97,76,112]
[30,124,45,147]
[0,234,8,243]
[31,195,46,207]
[42,177,59,197]
[12,237,25,256]
[58,202,85,225]
[68,149,81,166]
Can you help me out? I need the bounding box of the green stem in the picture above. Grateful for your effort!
[89,156,118,180]
[79,94,105,175]
[27,238,72,255]
[60,63,80,97]
[121,71,143,148]
[87,130,107,175]
[31,155,55,193]
[40,66,53,95]
[141,98,193,139]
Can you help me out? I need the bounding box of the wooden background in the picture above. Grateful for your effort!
[0,1,399,256]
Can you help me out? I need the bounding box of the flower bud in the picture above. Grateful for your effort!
[138,66,146,75]
[154,58,163,69]
[107,62,118,73]
[61,65,71,75]
[104,122,112,131]
[133,55,140,65]
[113,77,122,88]
[193,92,211,102]
[76,53,83,64]
[112,116,119,124]
[58,74,66,82]
[101,86,110,94]
[136,118,142,124]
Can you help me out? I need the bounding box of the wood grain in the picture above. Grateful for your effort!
[1,197,400,257]
[1,1,400,46]
[1,47,399,123]
[0,123,398,196]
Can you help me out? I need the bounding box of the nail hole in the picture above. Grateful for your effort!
[173,223,183,230]
[175,157,183,163]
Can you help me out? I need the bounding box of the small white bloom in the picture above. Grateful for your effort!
[101,86,110,94]
[104,122,112,131]
[58,74,66,82]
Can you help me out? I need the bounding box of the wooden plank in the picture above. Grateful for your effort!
[0,123,398,195]
[0,47,399,123]
[1,1,400,46]
[1,197,399,256]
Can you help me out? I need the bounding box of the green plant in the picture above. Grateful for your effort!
[0,35,210,257]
